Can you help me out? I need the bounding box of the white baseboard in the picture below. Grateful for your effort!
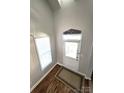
[31,62,91,92]
[30,63,57,92]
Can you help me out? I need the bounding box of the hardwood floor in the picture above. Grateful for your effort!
[31,64,92,93]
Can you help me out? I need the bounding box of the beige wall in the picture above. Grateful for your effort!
[54,0,93,78]
[30,0,57,88]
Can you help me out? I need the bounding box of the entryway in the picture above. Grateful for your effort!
[62,29,82,71]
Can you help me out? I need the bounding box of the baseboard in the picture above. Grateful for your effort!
[30,63,58,92]
[56,62,91,80]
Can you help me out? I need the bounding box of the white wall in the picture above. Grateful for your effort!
[30,0,56,88]
[54,0,93,78]
[30,0,93,88]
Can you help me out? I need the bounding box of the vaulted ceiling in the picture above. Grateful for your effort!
[47,0,76,12]
[47,0,61,12]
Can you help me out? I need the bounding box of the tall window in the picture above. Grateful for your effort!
[35,36,52,70]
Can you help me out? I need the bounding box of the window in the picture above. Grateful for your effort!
[63,34,81,41]
[35,37,52,70]
[58,0,74,7]
[65,42,78,59]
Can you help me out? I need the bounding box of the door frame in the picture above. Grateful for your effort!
[62,33,83,71]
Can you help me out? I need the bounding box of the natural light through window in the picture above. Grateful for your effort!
[35,37,52,70]
[58,0,74,7]
[65,42,78,59]
[63,34,81,40]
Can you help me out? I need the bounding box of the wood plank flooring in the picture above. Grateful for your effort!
[31,64,92,93]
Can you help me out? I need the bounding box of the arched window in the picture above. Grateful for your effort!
[34,33,52,70]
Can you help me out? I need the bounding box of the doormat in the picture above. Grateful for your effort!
[55,66,84,92]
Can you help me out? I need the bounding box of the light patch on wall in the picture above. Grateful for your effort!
[35,36,52,70]
[58,0,75,7]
